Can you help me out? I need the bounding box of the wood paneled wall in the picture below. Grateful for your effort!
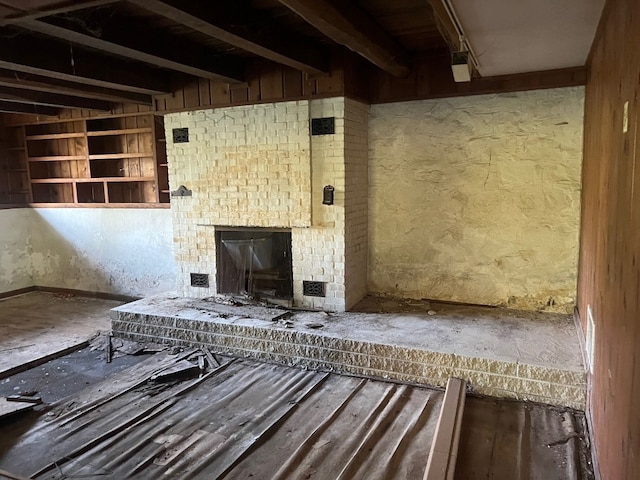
[578,0,640,478]
[366,54,586,104]
[154,53,586,114]
[155,58,346,113]
[0,135,10,204]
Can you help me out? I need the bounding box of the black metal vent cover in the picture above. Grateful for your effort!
[190,273,209,288]
[311,117,335,135]
[173,127,189,143]
[303,281,326,297]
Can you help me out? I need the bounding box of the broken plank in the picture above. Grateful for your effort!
[6,394,42,404]
[204,348,219,368]
[105,334,113,363]
[0,399,35,420]
[150,359,200,382]
[197,353,205,372]
[424,377,466,480]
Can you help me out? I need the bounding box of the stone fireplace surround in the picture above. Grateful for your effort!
[165,98,368,312]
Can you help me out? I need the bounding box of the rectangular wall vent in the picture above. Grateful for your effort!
[172,127,189,143]
[311,117,335,136]
[303,281,326,297]
[190,273,209,288]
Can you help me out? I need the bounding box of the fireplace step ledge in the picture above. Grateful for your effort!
[111,294,587,410]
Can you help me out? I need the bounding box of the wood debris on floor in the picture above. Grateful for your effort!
[0,344,593,480]
[0,292,120,380]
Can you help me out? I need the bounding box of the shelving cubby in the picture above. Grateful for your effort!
[2,113,169,206]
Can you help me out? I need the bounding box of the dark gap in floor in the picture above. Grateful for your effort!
[0,343,150,404]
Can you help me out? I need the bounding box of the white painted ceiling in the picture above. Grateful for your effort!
[450,0,605,76]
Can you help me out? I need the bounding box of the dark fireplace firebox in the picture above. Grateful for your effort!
[216,228,293,299]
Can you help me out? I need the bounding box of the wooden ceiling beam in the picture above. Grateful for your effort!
[0,28,171,94]
[128,0,329,74]
[278,0,411,77]
[0,85,112,110]
[0,1,119,24]
[17,16,245,83]
[0,69,153,105]
[425,0,463,53]
[0,99,57,115]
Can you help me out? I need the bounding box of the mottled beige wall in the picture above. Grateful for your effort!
[368,87,584,311]
[31,208,175,297]
[0,208,175,296]
[0,208,33,293]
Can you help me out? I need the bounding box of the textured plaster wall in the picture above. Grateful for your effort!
[30,208,175,297]
[0,208,33,294]
[368,87,584,311]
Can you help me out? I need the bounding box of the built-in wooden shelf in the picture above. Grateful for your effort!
[87,127,152,137]
[28,155,87,162]
[83,176,155,183]
[26,132,85,141]
[89,152,154,160]
[1,113,168,206]
[31,178,77,183]
[31,177,155,184]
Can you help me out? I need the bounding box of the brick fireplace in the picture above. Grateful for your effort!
[165,98,369,311]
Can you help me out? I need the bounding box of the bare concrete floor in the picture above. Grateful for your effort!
[351,295,584,369]
[0,292,121,379]
[112,293,587,408]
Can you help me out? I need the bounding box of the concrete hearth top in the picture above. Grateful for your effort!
[111,293,586,409]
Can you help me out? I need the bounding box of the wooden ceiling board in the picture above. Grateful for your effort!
[0,0,597,112]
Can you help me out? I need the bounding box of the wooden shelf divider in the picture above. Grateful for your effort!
[26,132,86,141]
[89,152,154,160]
[87,127,152,137]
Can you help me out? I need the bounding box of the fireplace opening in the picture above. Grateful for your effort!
[216,228,293,299]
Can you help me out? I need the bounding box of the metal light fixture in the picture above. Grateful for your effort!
[451,51,471,83]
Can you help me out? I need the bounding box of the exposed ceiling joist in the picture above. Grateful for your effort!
[0,29,171,94]
[0,85,111,110]
[426,0,463,53]
[0,99,57,115]
[17,17,246,83]
[0,69,152,105]
[278,0,411,77]
[128,0,330,74]
[0,0,119,24]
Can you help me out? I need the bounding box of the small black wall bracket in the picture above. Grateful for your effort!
[322,185,335,205]
[171,185,192,197]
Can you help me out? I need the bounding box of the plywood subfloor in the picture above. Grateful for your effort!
[0,292,121,379]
